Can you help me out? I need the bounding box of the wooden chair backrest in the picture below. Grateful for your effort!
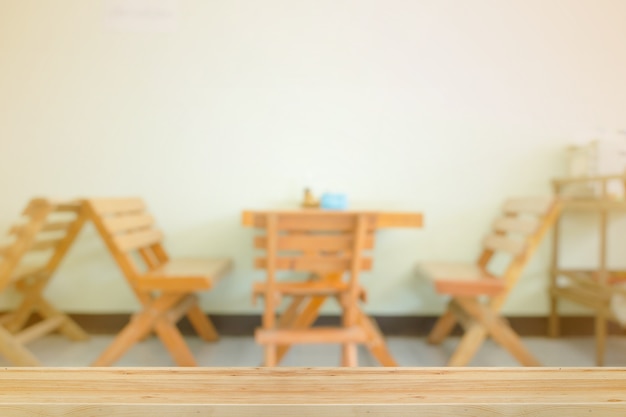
[86,198,168,285]
[250,211,377,287]
[0,198,85,289]
[478,197,560,291]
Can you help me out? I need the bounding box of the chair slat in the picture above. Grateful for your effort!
[22,199,81,216]
[256,327,368,344]
[502,197,553,215]
[89,198,146,216]
[113,229,163,252]
[102,214,155,234]
[52,202,82,213]
[492,217,539,235]
[28,237,65,253]
[482,234,525,255]
[278,215,366,232]
[254,234,375,252]
[0,244,11,258]
[255,257,372,272]
[14,315,65,345]
[11,221,74,236]
[247,212,377,232]
[21,198,52,216]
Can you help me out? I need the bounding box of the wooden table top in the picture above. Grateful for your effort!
[0,367,624,416]
[242,209,423,229]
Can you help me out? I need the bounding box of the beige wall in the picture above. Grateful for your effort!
[1,0,626,315]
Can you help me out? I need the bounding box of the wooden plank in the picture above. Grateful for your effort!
[244,211,376,231]
[10,220,74,236]
[9,265,46,284]
[276,214,376,232]
[375,212,423,228]
[21,198,52,216]
[112,229,163,252]
[22,199,82,215]
[560,199,626,211]
[256,327,368,344]
[102,214,155,234]
[14,315,65,345]
[27,237,65,253]
[492,217,539,235]
[165,294,198,324]
[144,258,232,281]
[254,234,375,251]
[52,202,82,213]
[0,368,626,416]
[553,173,626,186]
[255,257,372,272]
[502,197,553,215]
[482,234,525,255]
[0,244,11,258]
[88,198,146,215]
[419,262,505,296]
[243,210,423,230]
[550,286,612,316]
[253,280,351,296]
[435,279,505,297]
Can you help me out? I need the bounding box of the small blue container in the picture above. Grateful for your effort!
[320,193,348,210]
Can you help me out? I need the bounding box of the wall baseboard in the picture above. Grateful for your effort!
[58,314,626,337]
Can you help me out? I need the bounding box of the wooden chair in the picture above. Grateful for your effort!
[0,198,89,366]
[250,211,377,366]
[418,197,561,366]
[85,198,232,366]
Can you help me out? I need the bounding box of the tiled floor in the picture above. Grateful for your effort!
[4,335,626,367]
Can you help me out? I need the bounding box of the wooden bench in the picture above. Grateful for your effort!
[0,367,624,416]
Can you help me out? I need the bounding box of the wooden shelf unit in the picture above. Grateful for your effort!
[549,174,626,366]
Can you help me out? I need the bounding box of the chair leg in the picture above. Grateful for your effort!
[91,310,156,366]
[481,314,540,366]
[4,297,37,333]
[448,323,487,366]
[278,295,306,328]
[92,294,184,366]
[453,297,541,367]
[275,295,327,363]
[154,318,197,366]
[0,326,41,366]
[264,344,277,367]
[341,294,360,367]
[342,343,358,367]
[357,309,397,366]
[186,304,219,342]
[36,296,89,341]
[548,292,560,338]
[595,314,606,366]
[428,306,458,345]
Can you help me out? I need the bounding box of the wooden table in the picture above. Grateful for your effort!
[1,367,625,416]
[242,210,423,366]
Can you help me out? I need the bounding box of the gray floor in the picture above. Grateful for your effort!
[4,335,626,367]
